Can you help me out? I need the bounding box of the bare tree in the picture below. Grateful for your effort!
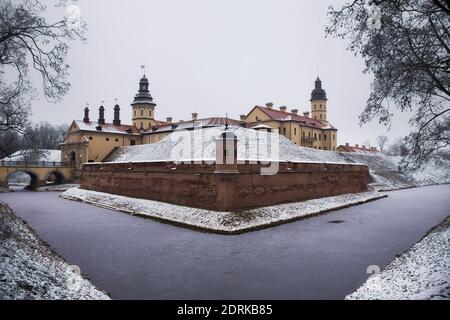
[0,0,86,154]
[326,0,450,171]
[25,122,68,150]
[376,135,389,152]
[385,137,410,156]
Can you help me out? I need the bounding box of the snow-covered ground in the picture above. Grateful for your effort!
[1,149,61,162]
[0,203,110,300]
[104,126,450,191]
[61,188,386,234]
[347,216,450,300]
[37,184,80,192]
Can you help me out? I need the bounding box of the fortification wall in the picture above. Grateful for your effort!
[80,161,369,211]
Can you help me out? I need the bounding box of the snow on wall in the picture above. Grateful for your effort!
[104,125,450,191]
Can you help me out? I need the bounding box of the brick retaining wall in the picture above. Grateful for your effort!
[80,161,369,211]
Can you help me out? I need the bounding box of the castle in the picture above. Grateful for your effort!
[60,73,338,170]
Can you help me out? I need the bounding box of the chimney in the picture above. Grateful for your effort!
[291,109,298,114]
[266,102,274,109]
[280,106,287,112]
[362,145,366,149]
[214,131,239,174]
[98,106,105,125]
[166,117,172,124]
[355,144,359,148]
[345,143,349,147]
[303,111,310,118]
[113,104,121,126]
[83,107,90,123]
[240,114,246,122]
[192,112,198,121]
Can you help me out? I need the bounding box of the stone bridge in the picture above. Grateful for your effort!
[0,161,75,190]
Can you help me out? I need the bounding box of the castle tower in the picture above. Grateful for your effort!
[131,73,157,129]
[310,77,328,125]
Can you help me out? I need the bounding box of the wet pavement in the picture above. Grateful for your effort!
[1,185,449,299]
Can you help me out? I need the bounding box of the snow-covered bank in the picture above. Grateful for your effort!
[104,126,450,191]
[347,216,450,300]
[60,188,386,234]
[37,184,80,192]
[0,203,110,300]
[1,149,61,162]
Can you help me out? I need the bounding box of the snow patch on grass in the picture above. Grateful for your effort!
[61,188,386,234]
[37,184,80,192]
[347,216,450,300]
[0,203,110,300]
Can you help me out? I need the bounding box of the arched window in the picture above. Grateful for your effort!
[141,109,144,116]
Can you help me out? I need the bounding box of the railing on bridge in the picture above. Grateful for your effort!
[0,160,73,167]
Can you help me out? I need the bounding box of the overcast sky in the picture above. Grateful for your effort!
[30,0,413,147]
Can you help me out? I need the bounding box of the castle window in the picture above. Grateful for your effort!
[134,110,136,117]
[89,137,93,140]
[320,104,322,108]
[314,133,317,140]
[141,110,144,116]
[115,138,119,142]
[130,140,136,146]
[333,134,335,141]
[324,134,327,141]
[320,114,322,119]
[302,131,305,139]
[319,134,321,141]
[140,122,143,128]
[106,137,110,141]
[314,105,317,110]
[294,127,297,135]
[255,116,259,121]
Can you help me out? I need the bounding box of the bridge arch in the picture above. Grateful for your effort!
[43,170,66,186]
[5,170,40,190]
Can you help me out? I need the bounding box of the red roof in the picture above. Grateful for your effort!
[251,106,336,129]
[337,144,379,154]
[144,117,241,134]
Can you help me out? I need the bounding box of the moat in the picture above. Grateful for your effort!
[1,185,449,299]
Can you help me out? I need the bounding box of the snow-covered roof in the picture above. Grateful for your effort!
[72,120,141,135]
[338,144,379,154]
[251,124,273,130]
[144,117,241,134]
[250,106,337,130]
[105,125,354,164]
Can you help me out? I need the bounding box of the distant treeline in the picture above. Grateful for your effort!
[0,122,68,159]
